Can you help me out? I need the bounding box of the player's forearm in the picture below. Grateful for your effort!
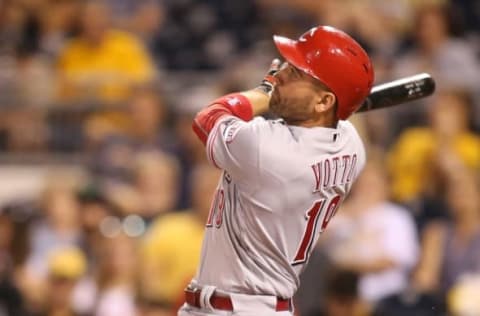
[240,89,271,116]
[338,257,396,274]
[192,60,277,145]
[192,92,256,145]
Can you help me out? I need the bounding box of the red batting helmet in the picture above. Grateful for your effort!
[273,26,374,120]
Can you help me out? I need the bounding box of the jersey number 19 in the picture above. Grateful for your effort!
[292,195,341,265]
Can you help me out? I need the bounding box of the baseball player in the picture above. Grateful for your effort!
[178,25,374,316]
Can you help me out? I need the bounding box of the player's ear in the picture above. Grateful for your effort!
[314,91,336,113]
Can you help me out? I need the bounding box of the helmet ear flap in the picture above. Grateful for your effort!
[274,26,374,120]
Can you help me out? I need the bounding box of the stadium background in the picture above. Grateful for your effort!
[0,0,479,315]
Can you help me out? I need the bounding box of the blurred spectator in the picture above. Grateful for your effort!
[24,177,82,280]
[0,201,35,268]
[294,249,336,316]
[325,160,419,304]
[103,151,180,220]
[348,1,413,59]
[394,3,480,91]
[172,111,210,209]
[0,1,70,110]
[139,163,221,312]
[257,0,318,40]
[17,175,82,313]
[391,4,480,132]
[150,0,264,70]
[0,1,28,55]
[305,269,368,316]
[90,134,137,183]
[448,274,480,316]
[57,0,156,103]
[136,298,172,316]
[1,108,48,152]
[76,186,115,266]
[86,87,173,151]
[77,186,111,236]
[0,207,28,316]
[125,88,170,147]
[36,0,80,58]
[74,233,137,316]
[107,0,166,48]
[387,90,480,209]
[450,0,480,35]
[39,247,86,316]
[132,151,180,218]
[414,169,480,299]
[87,88,175,186]
[1,0,78,56]
[95,233,137,316]
[260,0,412,61]
[373,290,444,316]
[103,0,165,31]
[12,49,56,107]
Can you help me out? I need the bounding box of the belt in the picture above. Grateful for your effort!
[184,288,292,312]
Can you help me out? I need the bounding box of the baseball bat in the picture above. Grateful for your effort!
[357,73,436,113]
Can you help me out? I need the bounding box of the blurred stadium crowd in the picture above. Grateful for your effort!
[0,0,479,315]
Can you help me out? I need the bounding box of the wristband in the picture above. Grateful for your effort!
[209,93,253,121]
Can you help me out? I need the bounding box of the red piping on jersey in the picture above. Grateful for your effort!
[207,126,221,169]
[192,93,253,145]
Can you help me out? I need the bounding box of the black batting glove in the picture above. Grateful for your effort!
[256,59,286,96]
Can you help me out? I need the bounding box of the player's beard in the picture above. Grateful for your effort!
[269,88,313,124]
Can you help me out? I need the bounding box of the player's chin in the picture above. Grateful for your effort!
[268,100,282,117]
[270,97,294,121]
[269,105,291,122]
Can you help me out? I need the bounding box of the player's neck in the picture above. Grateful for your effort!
[296,115,338,129]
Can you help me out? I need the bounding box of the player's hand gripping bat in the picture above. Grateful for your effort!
[357,73,436,113]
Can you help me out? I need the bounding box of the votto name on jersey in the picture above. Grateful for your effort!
[311,154,358,193]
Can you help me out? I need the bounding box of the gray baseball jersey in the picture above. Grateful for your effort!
[193,115,366,299]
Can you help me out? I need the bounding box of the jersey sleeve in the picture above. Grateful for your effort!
[343,120,367,177]
[206,115,265,182]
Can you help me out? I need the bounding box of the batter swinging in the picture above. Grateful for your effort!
[179,25,374,316]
